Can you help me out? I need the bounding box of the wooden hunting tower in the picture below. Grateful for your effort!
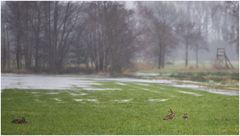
[215,48,234,69]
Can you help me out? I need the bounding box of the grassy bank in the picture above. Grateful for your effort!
[1,82,239,134]
[133,68,239,90]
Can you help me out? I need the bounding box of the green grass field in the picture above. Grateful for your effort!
[1,82,239,134]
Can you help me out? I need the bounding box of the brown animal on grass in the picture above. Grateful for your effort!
[163,108,176,120]
[182,112,188,120]
[11,117,27,124]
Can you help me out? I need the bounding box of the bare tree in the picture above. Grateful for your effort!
[2,1,236,73]
[137,2,178,69]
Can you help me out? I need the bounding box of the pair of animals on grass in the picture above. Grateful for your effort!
[163,108,188,120]
[11,108,187,124]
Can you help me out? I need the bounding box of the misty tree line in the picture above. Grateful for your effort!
[1,1,135,73]
[136,1,238,69]
[1,1,239,73]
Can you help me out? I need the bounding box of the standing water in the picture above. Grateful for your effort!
[1,74,238,96]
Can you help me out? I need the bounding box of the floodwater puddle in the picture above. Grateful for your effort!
[31,92,40,94]
[148,98,168,102]
[83,87,122,91]
[135,72,160,77]
[137,83,150,86]
[73,98,98,103]
[114,99,132,103]
[46,92,59,95]
[53,98,63,102]
[116,82,126,86]
[177,90,202,96]
[69,92,88,96]
[86,99,98,102]
[1,74,238,96]
[74,98,84,102]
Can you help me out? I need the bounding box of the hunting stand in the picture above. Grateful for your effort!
[215,48,234,69]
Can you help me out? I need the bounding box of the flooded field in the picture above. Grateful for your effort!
[1,74,238,96]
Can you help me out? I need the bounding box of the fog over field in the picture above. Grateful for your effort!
[1,1,239,135]
[127,2,238,63]
[1,1,239,72]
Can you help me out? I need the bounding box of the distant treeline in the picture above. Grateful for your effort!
[1,1,238,73]
[1,1,135,73]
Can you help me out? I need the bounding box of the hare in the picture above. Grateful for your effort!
[11,117,27,124]
[163,108,176,120]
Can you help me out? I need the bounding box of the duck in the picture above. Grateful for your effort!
[11,117,27,124]
[163,108,175,120]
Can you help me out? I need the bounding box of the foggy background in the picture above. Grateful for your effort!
[1,1,239,73]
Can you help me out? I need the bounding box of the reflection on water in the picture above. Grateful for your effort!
[1,74,238,96]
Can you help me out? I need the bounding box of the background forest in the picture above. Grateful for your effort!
[1,1,239,73]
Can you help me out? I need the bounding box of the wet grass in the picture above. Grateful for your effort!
[1,82,239,134]
[167,71,238,82]
[134,70,239,90]
[168,72,239,90]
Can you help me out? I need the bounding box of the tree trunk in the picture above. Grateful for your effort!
[185,39,189,67]
[2,24,6,71]
[16,29,21,70]
[158,42,165,69]
[6,25,11,70]
[161,46,165,69]
[35,4,41,71]
[195,44,199,68]
[51,1,58,72]
[47,2,52,71]
[158,43,162,69]
[16,4,22,70]
[24,3,31,70]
